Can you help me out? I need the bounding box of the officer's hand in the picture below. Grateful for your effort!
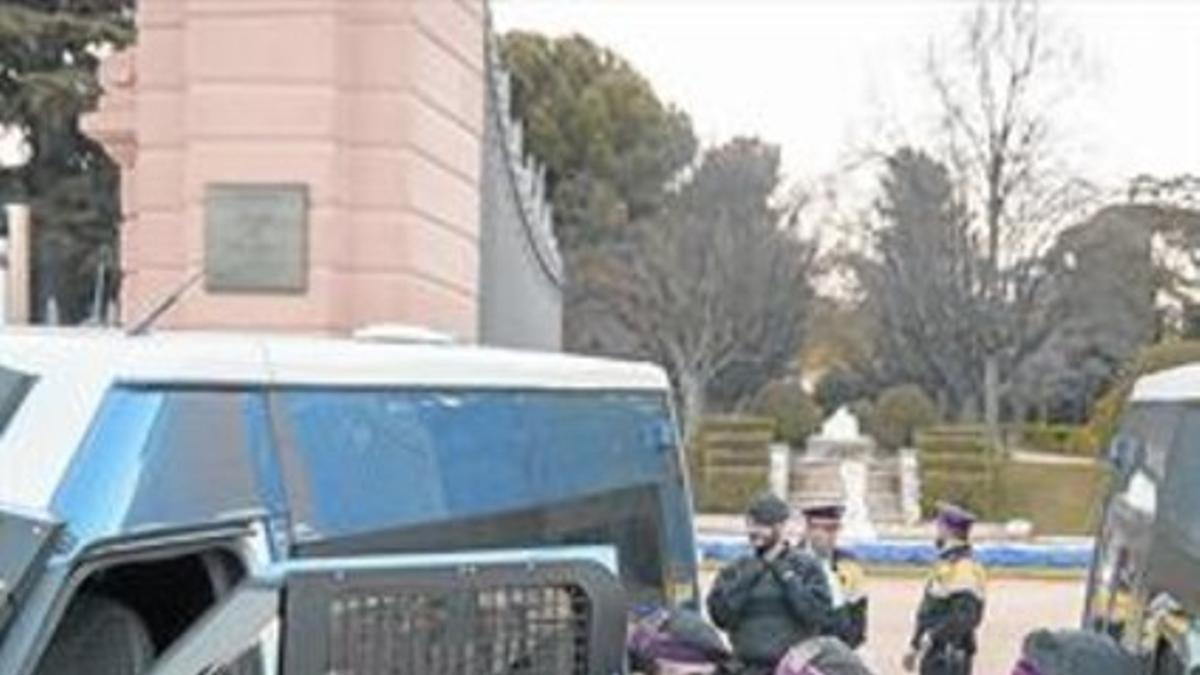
[742,557,768,578]
[901,650,919,672]
[762,541,787,562]
[730,559,767,589]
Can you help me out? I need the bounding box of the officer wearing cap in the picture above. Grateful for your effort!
[903,503,987,675]
[799,502,869,649]
[707,493,834,675]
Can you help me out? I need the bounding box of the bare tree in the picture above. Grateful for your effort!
[925,0,1095,443]
[574,138,817,437]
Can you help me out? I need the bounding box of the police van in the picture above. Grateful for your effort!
[0,328,699,674]
[1085,362,1200,673]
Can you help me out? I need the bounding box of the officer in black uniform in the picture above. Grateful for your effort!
[707,493,834,675]
[799,502,869,649]
[903,503,987,675]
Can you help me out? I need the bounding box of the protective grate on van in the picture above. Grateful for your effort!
[282,559,626,675]
[327,583,590,674]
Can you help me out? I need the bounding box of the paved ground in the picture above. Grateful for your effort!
[855,575,1085,675]
[700,572,1086,675]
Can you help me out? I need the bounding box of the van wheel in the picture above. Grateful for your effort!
[36,594,155,675]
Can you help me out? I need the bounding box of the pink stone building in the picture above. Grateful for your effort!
[88,0,518,341]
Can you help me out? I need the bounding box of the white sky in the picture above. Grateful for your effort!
[493,0,1200,193]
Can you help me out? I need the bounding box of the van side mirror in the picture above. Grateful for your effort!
[1106,435,1144,480]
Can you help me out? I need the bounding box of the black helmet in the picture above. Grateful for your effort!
[747,492,791,526]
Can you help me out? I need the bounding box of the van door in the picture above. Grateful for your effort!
[0,508,60,634]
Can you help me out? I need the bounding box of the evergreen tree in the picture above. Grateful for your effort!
[0,1,133,322]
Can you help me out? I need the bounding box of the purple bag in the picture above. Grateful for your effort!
[627,608,728,673]
[774,637,874,675]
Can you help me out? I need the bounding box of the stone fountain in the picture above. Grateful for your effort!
[796,407,878,541]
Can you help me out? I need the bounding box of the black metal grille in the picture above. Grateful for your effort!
[283,559,626,675]
[325,583,591,674]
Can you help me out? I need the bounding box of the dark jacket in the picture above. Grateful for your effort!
[911,545,987,675]
[707,545,834,668]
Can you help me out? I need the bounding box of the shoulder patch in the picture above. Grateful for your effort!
[836,557,867,598]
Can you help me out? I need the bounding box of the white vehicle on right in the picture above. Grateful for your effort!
[1080,363,1200,674]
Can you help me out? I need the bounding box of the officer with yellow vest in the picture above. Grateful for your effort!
[798,501,868,649]
[903,503,987,675]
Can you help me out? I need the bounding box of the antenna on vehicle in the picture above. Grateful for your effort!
[126,269,205,336]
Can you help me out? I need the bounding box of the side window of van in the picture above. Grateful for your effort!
[1121,405,1180,481]
[1089,407,1166,650]
[1162,406,1200,546]
[1091,529,1148,646]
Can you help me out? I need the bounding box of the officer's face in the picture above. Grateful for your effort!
[936,521,956,544]
[806,520,840,556]
[935,521,970,548]
[746,519,783,553]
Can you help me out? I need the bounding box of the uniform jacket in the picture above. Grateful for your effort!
[707,545,834,667]
[911,544,987,674]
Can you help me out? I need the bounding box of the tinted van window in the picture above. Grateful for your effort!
[274,388,693,603]
[1163,405,1200,548]
[52,388,271,547]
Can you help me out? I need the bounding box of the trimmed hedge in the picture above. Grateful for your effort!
[1018,424,1076,454]
[1016,424,1099,457]
[752,380,822,446]
[871,384,938,450]
[689,416,774,513]
[694,468,769,514]
[915,427,992,455]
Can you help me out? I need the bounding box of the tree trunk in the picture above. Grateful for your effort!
[984,354,1001,451]
[678,370,707,443]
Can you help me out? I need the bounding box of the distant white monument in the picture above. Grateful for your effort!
[806,406,876,459]
[802,407,878,541]
[821,407,860,440]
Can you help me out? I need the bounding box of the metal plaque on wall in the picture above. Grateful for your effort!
[205,184,309,293]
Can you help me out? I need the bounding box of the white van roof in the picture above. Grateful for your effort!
[0,328,670,391]
[1130,363,1200,403]
[0,329,670,510]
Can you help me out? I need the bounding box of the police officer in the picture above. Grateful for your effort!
[707,493,834,675]
[799,502,869,649]
[903,503,987,675]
